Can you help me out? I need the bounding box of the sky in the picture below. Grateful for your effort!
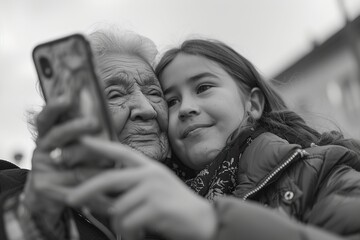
[1,0,360,168]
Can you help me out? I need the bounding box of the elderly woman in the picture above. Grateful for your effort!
[0,29,169,240]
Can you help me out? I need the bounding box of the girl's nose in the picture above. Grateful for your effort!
[178,97,200,120]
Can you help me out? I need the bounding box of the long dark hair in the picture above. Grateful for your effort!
[155,39,360,152]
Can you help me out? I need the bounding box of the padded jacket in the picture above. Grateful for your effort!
[0,160,110,240]
[213,132,360,240]
[0,161,165,240]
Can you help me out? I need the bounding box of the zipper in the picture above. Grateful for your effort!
[242,149,308,201]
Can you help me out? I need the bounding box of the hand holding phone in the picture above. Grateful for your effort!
[32,34,117,142]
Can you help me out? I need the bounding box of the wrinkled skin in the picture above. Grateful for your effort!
[97,54,169,161]
[23,54,169,232]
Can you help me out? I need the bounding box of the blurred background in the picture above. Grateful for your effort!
[1,0,360,168]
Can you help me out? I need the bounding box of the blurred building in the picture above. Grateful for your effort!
[273,15,360,139]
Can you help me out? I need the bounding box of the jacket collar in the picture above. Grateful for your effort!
[233,132,300,199]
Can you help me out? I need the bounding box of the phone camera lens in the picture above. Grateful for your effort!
[39,56,53,78]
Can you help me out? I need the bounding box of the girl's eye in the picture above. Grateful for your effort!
[196,84,212,94]
[166,98,179,108]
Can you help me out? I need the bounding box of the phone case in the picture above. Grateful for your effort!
[33,34,117,141]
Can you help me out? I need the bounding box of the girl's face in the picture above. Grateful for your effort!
[160,54,246,170]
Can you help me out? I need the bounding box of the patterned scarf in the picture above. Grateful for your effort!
[164,127,265,201]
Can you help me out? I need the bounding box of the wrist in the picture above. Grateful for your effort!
[18,193,68,240]
[23,185,65,222]
[184,198,217,240]
[198,201,217,240]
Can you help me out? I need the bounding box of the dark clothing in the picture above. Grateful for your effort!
[213,132,360,239]
[1,130,360,240]
[0,160,110,240]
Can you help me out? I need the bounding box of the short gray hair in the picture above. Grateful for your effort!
[88,28,158,67]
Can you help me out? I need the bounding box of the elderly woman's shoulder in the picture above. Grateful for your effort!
[0,160,20,170]
[0,159,29,194]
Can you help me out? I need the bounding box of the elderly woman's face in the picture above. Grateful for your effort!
[97,53,169,161]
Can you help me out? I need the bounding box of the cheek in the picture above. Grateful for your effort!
[211,98,245,129]
[109,104,130,133]
[167,114,179,144]
[225,89,246,121]
[152,100,169,132]
[224,107,245,128]
[108,97,128,113]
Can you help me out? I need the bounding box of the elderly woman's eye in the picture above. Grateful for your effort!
[107,90,124,100]
[148,89,162,97]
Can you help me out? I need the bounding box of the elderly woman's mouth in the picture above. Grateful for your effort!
[121,133,160,143]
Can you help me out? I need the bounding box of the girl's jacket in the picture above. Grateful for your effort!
[213,132,360,240]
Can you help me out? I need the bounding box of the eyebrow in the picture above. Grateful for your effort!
[103,73,160,91]
[137,72,161,88]
[163,72,217,96]
[103,76,132,89]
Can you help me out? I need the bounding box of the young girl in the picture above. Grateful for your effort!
[65,39,360,240]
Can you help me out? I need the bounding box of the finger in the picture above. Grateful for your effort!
[31,148,55,171]
[31,169,101,205]
[60,144,114,169]
[36,96,72,137]
[81,195,114,215]
[66,168,145,205]
[34,168,105,201]
[111,111,130,137]
[80,136,153,167]
[37,117,99,151]
[32,146,110,173]
[38,184,72,203]
[109,183,148,218]
[117,226,144,240]
[70,168,103,183]
[33,168,101,193]
[111,203,152,240]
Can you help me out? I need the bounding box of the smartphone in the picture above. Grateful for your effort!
[32,34,117,141]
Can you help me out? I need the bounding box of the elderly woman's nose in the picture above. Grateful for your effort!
[129,92,157,121]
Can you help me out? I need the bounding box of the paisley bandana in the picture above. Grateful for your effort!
[164,127,265,201]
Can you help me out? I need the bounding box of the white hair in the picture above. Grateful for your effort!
[88,28,158,67]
